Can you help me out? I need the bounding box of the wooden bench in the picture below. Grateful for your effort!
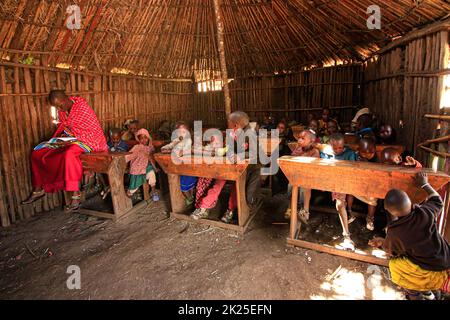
[278,156,450,266]
[155,153,254,233]
[65,152,148,220]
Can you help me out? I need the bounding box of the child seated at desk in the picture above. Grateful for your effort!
[161,121,197,206]
[348,138,379,231]
[377,124,396,145]
[380,147,422,168]
[369,172,450,300]
[191,111,260,224]
[107,128,129,153]
[284,129,320,222]
[320,133,357,251]
[125,129,160,202]
[321,119,339,144]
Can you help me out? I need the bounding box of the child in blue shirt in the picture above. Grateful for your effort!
[107,128,129,152]
[320,133,357,251]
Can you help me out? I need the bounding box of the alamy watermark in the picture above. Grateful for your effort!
[367,5,381,30]
[66,5,82,30]
[66,265,81,290]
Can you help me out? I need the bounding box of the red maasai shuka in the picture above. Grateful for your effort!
[31,97,107,193]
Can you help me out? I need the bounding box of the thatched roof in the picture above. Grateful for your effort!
[1,0,449,78]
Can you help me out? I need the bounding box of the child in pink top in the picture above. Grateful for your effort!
[125,128,160,201]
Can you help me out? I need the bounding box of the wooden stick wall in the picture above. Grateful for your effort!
[364,29,449,164]
[195,64,363,128]
[0,63,194,227]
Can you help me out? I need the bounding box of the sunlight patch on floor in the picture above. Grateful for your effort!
[310,266,404,300]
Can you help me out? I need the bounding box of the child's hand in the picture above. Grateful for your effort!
[414,172,428,188]
[405,156,417,166]
[368,237,385,248]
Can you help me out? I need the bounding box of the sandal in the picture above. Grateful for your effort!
[65,195,82,213]
[21,190,45,205]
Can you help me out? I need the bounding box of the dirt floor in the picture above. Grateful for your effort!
[0,192,405,300]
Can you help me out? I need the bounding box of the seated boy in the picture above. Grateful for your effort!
[284,129,320,222]
[107,128,129,152]
[191,111,260,224]
[321,119,339,144]
[369,172,450,300]
[348,138,378,230]
[320,133,357,250]
[380,147,422,168]
[377,124,396,145]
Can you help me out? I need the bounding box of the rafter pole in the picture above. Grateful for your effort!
[212,0,232,117]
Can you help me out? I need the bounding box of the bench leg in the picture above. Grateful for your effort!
[108,157,132,218]
[168,174,186,214]
[236,172,250,227]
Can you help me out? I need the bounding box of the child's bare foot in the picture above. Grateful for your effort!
[366,215,375,231]
[341,235,355,251]
[297,208,310,224]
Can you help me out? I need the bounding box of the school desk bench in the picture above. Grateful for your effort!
[155,153,256,233]
[278,156,450,266]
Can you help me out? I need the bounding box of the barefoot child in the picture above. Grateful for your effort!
[320,133,357,250]
[369,173,450,300]
[125,129,160,202]
[284,129,320,222]
[348,138,379,230]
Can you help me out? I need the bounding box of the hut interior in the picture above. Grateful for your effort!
[0,0,450,300]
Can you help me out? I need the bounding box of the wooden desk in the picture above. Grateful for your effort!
[278,156,450,266]
[155,153,254,233]
[68,152,148,220]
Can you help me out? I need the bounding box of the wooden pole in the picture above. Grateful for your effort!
[212,0,231,117]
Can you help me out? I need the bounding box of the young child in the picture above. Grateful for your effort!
[369,172,450,300]
[122,119,141,147]
[125,128,160,202]
[348,138,379,230]
[380,147,422,168]
[192,111,260,224]
[320,133,357,250]
[284,129,320,222]
[161,121,197,206]
[321,119,339,144]
[107,128,129,152]
[377,124,396,145]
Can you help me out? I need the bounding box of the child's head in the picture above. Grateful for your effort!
[322,107,331,122]
[357,114,372,131]
[380,147,402,165]
[135,128,151,146]
[298,130,316,148]
[175,121,190,138]
[379,124,393,142]
[308,119,319,133]
[384,189,412,218]
[306,113,315,123]
[228,111,250,130]
[126,119,140,135]
[358,138,376,160]
[109,128,122,144]
[277,121,287,135]
[326,120,338,135]
[329,133,345,155]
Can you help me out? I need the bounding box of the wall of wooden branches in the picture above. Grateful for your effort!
[364,26,449,165]
[0,62,194,227]
[195,64,363,128]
